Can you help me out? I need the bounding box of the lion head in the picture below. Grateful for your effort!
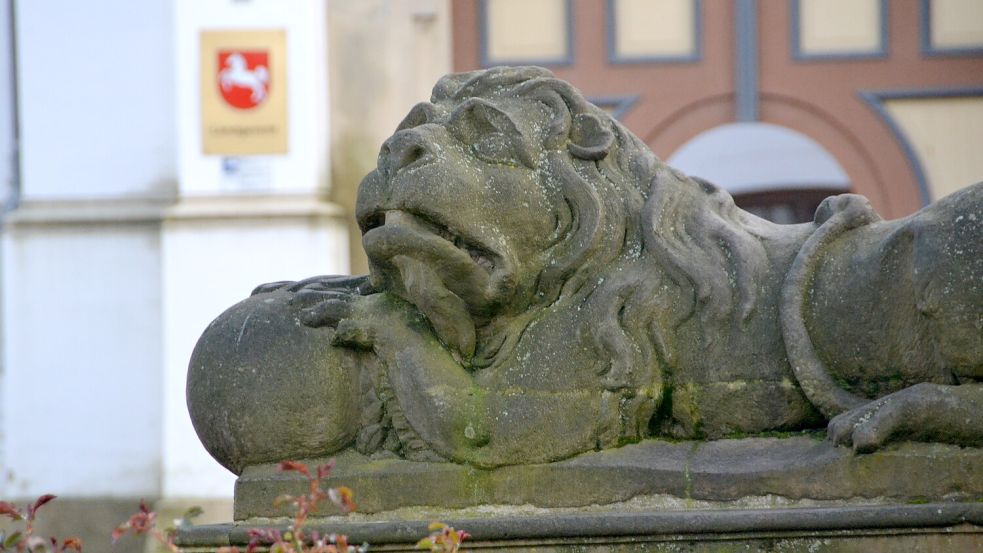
[355,66,772,439]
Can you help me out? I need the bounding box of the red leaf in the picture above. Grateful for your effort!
[315,460,336,480]
[278,460,310,477]
[0,501,22,521]
[244,528,278,545]
[61,537,83,552]
[32,494,56,514]
[111,525,127,544]
[131,511,155,533]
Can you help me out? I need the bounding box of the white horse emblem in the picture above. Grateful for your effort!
[218,52,269,106]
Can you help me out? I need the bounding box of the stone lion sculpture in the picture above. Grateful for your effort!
[188,66,982,475]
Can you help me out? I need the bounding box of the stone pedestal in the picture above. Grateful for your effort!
[177,503,983,552]
[175,437,983,551]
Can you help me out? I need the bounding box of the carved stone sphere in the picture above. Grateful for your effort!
[187,290,358,474]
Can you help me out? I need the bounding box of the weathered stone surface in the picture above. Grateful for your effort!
[176,503,983,552]
[232,438,983,519]
[186,66,983,512]
[187,289,363,474]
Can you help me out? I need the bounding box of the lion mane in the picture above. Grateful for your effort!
[426,66,772,437]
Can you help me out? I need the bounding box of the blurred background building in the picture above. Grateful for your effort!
[0,0,980,549]
[455,0,983,221]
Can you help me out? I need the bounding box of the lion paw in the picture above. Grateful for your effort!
[250,275,375,328]
[827,395,905,453]
[827,383,983,453]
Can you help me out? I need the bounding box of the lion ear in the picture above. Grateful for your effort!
[567,113,614,161]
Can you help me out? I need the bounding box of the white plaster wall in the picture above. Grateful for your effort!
[0,0,15,485]
[1,224,163,497]
[161,213,348,497]
[1,0,176,499]
[14,0,176,200]
[165,0,343,498]
[3,0,349,503]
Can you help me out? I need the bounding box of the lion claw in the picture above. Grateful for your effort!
[826,382,980,453]
[829,387,925,453]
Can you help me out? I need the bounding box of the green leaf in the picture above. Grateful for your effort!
[3,532,22,549]
[183,505,204,521]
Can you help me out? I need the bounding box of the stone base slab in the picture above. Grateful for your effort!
[175,502,983,552]
[233,437,983,519]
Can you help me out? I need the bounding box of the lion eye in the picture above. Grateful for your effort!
[472,132,518,166]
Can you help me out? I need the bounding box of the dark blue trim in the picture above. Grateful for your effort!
[790,0,889,61]
[735,0,758,121]
[587,95,639,120]
[3,0,18,214]
[858,86,983,206]
[920,0,983,57]
[866,86,983,100]
[479,0,574,67]
[606,0,702,64]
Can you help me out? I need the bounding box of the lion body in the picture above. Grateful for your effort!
[189,66,983,473]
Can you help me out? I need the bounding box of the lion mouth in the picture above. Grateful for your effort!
[361,209,511,354]
[361,210,497,273]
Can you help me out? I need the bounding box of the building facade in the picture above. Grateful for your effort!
[0,0,981,547]
[453,0,983,222]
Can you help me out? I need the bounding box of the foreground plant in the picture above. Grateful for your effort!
[0,495,82,552]
[114,460,468,552]
[247,459,362,553]
[112,500,201,553]
[113,460,365,553]
[415,522,469,553]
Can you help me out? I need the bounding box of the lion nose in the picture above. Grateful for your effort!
[380,130,430,174]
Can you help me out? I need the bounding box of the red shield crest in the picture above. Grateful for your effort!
[217,50,270,110]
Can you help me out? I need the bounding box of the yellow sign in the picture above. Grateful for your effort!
[200,30,288,155]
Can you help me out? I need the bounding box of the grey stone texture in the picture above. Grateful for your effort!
[230,438,983,519]
[177,503,983,552]
[186,66,983,517]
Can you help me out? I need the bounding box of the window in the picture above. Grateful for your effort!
[791,0,887,59]
[481,0,573,66]
[608,0,701,63]
[922,0,983,55]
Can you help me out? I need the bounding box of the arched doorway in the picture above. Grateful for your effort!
[667,122,849,224]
